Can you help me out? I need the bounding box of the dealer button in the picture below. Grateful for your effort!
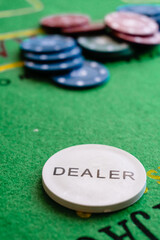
[42,144,146,213]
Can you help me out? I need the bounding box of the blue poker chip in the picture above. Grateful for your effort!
[24,57,84,72]
[52,60,110,88]
[20,35,76,53]
[117,5,160,17]
[23,46,81,62]
[152,14,160,24]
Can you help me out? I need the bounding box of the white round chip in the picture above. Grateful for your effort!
[42,144,146,213]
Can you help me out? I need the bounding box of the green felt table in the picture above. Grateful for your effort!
[0,0,160,239]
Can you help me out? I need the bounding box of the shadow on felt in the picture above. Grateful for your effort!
[19,68,108,92]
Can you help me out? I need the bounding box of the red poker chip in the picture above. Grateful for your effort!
[62,22,105,35]
[104,12,159,36]
[40,14,90,29]
[114,31,160,45]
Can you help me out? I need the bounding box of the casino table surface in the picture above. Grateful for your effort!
[0,0,160,239]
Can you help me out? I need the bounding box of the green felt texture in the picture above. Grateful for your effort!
[0,0,160,239]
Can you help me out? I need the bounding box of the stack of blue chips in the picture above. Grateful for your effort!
[21,35,83,74]
[117,4,160,29]
[20,35,110,88]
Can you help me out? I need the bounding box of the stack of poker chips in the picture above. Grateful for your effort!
[40,14,106,36]
[77,35,134,61]
[104,12,160,46]
[77,10,160,61]
[20,35,110,89]
[21,35,83,75]
[117,4,160,29]
[20,7,160,89]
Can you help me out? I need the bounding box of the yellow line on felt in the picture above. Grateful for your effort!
[0,0,43,18]
[144,187,148,193]
[0,28,43,40]
[26,0,43,10]
[0,61,24,72]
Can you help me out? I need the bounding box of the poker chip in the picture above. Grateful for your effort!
[104,12,159,36]
[78,35,133,56]
[52,60,109,88]
[25,57,84,72]
[117,4,160,17]
[62,22,105,35]
[21,35,76,53]
[40,14,90,29]
[42,144,146,213]
[152,14,160,25]
[23,46,81,62]
[114,31,160,45]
